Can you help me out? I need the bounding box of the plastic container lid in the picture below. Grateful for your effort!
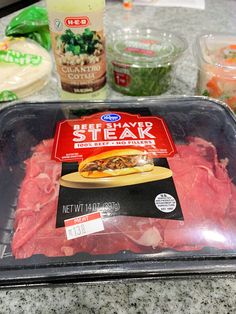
[108,28,187,67]
[194,33,236,79]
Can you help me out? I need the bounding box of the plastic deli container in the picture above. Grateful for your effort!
[107,28,187,96]
[195,33,236,112]
[0,97,236,288]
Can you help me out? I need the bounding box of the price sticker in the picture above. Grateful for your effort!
[65,212,104,240]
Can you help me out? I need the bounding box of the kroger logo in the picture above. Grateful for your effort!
[101,114,121,123]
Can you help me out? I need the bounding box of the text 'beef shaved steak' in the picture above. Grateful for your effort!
[12,138,236,259]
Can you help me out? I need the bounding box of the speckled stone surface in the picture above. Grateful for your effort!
[0,1,236,313]
[1,277,236,313]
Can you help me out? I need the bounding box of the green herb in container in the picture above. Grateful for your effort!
[107,28,187,96]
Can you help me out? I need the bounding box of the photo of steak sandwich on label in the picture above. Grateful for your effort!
[79,149,154,178]
[59,149,173,189]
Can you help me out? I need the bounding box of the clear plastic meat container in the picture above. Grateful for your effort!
[0,97,236,288]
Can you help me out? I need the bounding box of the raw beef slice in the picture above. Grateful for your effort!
[12,137,236,259]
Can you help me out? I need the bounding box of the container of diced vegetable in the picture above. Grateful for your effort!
[107,28,187,96]
[195,33,236,112]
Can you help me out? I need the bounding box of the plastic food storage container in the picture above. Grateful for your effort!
[195,33,236,112]
[107,28,187,96]
[0,97,236,288]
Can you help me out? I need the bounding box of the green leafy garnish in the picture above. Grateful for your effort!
[202,90,210,97]
[108,63,172,96]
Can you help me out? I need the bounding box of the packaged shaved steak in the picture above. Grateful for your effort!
[0,97,236,287]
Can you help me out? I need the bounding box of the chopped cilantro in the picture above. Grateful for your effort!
[202,90,210,97]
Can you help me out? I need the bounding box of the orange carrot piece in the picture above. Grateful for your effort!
[225,58,236,64]
[226,96,236,110]
[206,77,223,98]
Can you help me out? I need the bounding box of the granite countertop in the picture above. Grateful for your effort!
[0,0,236,313]
[1,276,236,313]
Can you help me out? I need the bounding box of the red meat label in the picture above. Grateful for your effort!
[52,111,176,162]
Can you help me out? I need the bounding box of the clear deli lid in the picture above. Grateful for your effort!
[195,33,236,78]
[107,28,187,67]
[0,97,236,287]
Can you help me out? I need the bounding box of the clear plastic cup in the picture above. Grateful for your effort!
[107,28,187,96]
[194,33,236,112]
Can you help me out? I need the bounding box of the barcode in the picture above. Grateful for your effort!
[66,224,86,240]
